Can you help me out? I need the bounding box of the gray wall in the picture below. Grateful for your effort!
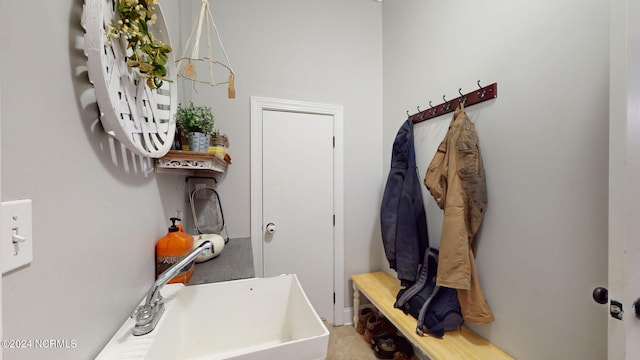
[0,1,189,359]
[0,0,383,359]
[382,1,609,359]
[0,0,612,359]
[184,0,385,307]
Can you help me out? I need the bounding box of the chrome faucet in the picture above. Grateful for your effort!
[132,240,213,336]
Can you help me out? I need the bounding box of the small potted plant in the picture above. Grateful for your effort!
[210,129,229,147]
[175,102,215,152]
[208,129,230,159]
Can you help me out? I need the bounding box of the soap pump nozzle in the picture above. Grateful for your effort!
[168,217,181,232]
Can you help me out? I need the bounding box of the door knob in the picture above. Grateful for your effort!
[593,287,626,320]
[633,298,640,319]
[593,287,608,304]
[266,223,276,234]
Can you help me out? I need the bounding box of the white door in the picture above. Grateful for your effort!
[262,110,334,321]
[250,97,345,325]
[607,0,640,358]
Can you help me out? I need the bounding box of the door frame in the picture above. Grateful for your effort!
[250,96,345,325]
[609,0,640,357]
[0,84,4,360]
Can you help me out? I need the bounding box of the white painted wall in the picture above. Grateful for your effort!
[382,1,609,359]
[0,2,188,359]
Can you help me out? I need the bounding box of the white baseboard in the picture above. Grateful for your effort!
[342,307,353,326]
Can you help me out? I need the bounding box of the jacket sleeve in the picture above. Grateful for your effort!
[381,120,429,284]
[424,141,448,209]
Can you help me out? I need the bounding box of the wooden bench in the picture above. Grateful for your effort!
[351,272,513,360]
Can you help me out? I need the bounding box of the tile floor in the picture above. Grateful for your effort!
[325,322,379,360]
[324,321,420,360]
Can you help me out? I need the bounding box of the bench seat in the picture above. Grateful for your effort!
[351,272,513,360]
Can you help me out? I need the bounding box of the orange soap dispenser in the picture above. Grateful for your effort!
[155,217,195,284]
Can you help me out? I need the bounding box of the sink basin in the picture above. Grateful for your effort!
[96,274,329,360]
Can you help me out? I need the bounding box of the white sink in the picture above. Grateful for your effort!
[96,274,329,360]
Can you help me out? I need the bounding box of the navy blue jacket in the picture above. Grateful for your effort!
[380,119,429,285]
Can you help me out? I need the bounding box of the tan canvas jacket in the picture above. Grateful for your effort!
[424,104,494,324]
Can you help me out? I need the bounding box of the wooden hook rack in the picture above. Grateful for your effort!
[409,82,498,124]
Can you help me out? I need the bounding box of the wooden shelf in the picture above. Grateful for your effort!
[154,150,228,175]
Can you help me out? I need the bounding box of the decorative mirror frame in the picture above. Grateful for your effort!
[82,0,177,158]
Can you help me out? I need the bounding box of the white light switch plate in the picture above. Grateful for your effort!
[1,199,33,273]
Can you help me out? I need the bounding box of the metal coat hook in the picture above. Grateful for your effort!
[417,106,423,120]
[477,80,486,98]
[406,110,410,118]
[458,88,467,105]
[429,101,436,115]
[442,95,450,111]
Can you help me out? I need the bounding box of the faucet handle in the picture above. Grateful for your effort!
[133,306,153,326]
[131,305,145,319]
[131,306,140,319]
[152,293,163,306]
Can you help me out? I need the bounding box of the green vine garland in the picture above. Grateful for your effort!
[106,0,172,90]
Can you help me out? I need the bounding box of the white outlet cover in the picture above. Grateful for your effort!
[1,199,33,274]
